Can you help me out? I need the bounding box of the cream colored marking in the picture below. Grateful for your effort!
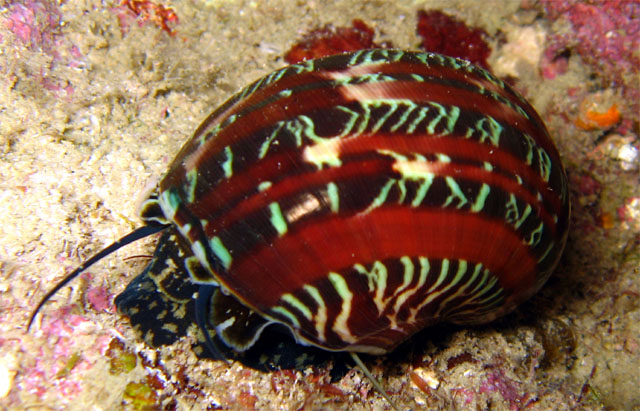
[436,263,484,317]
[379,150,446,191]
[322,64,395,82]
[328,273,358,344]
[271,306,301,328]
[324,69,403,104]
[162,323,178,334]
[259,122,285,159]
[185,255,217,284]
[184,106,241,172]
[514,204,532,229]
[138,198,169,224]
[222,146,233,177]
[269,202,288,236]
[407,259,453,323]
[390,257,430,325]
[450,269,497,315]
[395,256,415,295]
[176,223,191,240]
[354,261,389,314]
[210,236,232,269]
[159,190,179,220]
[281,293,313,321]
[215,316,236,332]
[190,240,213,280]
[451,274,503,318]
[304,285,327,342]
[302,138,343,168]
[443,176,469,208]
[362,179,395,214]
[473,281,503,306]
[345,345,387,355]
[285,193,321,224]
[170,301,188,319]
[392,158,448,179]
[258,181,272,191]
[464,269,492,299]
[429,261,481,317]
[326,182,340,213]
[515,174,523,185]
[538,242,554,263]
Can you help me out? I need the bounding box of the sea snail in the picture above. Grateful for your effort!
[29,49,570,406]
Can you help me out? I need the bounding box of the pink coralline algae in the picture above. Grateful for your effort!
[540,47,569,80]
[81,272,114,313]
[451,387,475,405]
[542,0,640,103]
[3,0,62,51]
[1,0,81,96]
[479,367,529,410]
[22,301,113,400]
[86,286,111,312]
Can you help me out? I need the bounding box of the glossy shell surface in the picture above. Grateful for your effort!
[139,49,570,355]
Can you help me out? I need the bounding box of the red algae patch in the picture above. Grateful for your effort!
[284,19,387,63]
[416,10,491,68]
